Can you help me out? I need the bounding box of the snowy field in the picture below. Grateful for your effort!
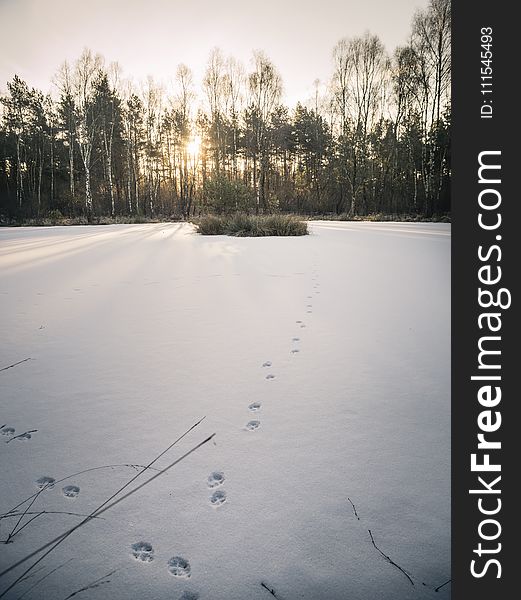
[0,221,451,600]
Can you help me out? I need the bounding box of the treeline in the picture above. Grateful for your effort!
[0,0,450,222]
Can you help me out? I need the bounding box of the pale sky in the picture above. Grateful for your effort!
[0,0,428,105]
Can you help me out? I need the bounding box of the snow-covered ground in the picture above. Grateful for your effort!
[0,221,451,600]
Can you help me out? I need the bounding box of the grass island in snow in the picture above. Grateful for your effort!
[195,214,308,237]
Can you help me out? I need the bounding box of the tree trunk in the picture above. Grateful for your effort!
[68,132,75,200]
[85,166,93,215]
[16,136,22,208]
[50,128,54,205]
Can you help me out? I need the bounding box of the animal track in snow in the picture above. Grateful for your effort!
[131,541,155,562]
[207,471,225,488]
[178,592,199,600]
[168,556,191,578]
[248,402,261,412]
[292,337,300,342]
[296,320,302,324]
[210,490,227,506]
[62,485,80,498]
[262,361,272,368]
[1,426,15,436]
[291,348,300,353]
[35,476,56,489]
[265,374,275,380]
[246,420,261,431]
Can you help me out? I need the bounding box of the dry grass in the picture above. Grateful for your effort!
[195,214,308,236]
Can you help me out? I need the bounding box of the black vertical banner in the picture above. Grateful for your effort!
[452,2,517,599]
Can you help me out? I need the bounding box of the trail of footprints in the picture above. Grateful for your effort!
[25,268,320,595]
[129,540,192,580]
[126,467,227,592]
[243,265,320,434]
[129,545,201,599]
[207,470,227,506]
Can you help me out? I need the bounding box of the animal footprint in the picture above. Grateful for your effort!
[291,348,300,354]
[296,320,302,324]
[248,402,261,412]
[246,420,260,431]
[178,592,199,600]
[35,476,56,490]
[262,361,272,368]
[292,337,300,342]
[62,485,80,498]
[168,556,191,578]
[207,471,225,488]
[265,374,275,380]
[131,541,155,562]
[16,431,35,441]
[300,324,306,328]
[1,426,15,436]
[210,490,227,507]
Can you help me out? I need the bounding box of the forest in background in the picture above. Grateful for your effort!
[0,0,450,223]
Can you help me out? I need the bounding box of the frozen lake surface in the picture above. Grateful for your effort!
[0,221,451,599]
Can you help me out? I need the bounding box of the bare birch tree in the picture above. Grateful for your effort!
[72,49,103,215]
[248,51,282,211]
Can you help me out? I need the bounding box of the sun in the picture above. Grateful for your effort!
[186,135,201,157]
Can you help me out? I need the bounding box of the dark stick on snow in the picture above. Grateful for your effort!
[347,497,360,520]
[0,427,214,597]
[261,582,281,598]
[16,564,47,585]
[0,358,33,373]
[15,559,74,600]
[434,578,451,592]
[0,511,105,522]
[62,569,117,600]
[368,529,414,586]
[5,488,46,543]
[0,513,44,544]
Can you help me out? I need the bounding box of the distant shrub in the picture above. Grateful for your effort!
[226,213,257,236]
[5,214,178,227]
[196,215,226,235]
[327,212,451,223]
[48,209,63,224]
[195,214,308,237]
[203,175,254,214]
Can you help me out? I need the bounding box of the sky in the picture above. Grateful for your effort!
[0,0,428,106]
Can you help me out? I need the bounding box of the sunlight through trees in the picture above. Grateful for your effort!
[0,0,450,222]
